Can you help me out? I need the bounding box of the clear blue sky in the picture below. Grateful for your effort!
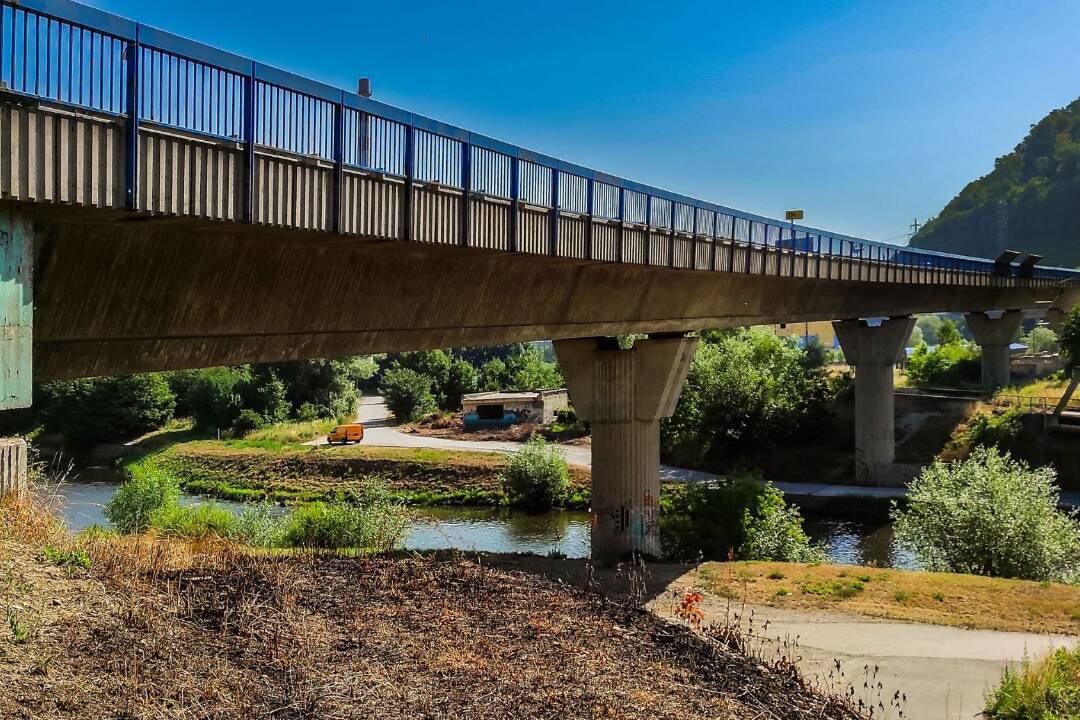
[86,0,1080,243]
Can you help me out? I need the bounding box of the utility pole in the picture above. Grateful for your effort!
[909,218,921,237]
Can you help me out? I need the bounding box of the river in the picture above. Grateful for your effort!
[41,467,917,569]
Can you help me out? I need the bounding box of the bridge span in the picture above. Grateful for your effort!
[1,0,1079,560]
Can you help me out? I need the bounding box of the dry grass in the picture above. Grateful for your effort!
[0,497,868,719]
[694,561,1080,634]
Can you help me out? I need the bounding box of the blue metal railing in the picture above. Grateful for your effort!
[1,0,1078,286]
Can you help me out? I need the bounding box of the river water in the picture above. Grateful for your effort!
[41,467,917,569]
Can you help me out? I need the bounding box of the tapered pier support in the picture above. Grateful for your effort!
[834,317,915,484]
[555,335,698,564]
[965,310,1023,389]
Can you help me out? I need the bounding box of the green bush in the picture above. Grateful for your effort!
[278,492,408,551]
[380,368,438,422]
[905,341,981,386]
[1023,326,1059,355]
[231,503,285,548]
[231,409,265,438]
[985,644,1080,719]
[183,367,249,430]
[661,477,824,563]
[892,447,1080,583]
[501,436,570,509]
[39,373,176,446]
[662,328,835,468]
[1060,307,1080,369]
[963,407,1023,450]
[444,359,480,410]
[105,461,180,533]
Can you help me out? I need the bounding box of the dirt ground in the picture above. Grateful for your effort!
[0,503,866,720]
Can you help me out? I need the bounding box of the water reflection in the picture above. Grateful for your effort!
[42,475,914,569]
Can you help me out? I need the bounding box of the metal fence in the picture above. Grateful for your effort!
[2,0,1078,286]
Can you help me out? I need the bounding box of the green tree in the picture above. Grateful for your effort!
[505,344,563,390]
[937,319,962,346]
[892,447,1080,583]
[39,374,175,446]
[479,357,508,390]
[183,367,249,430]
[1023,325,1059,354]
[916,315,944,346]
[1058,307,1080,368]
[908,324,924,348]
[379,368,437,422]
[661,328,834,468]
[444,359,480,410]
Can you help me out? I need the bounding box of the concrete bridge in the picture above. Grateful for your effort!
[2,0,1079,560]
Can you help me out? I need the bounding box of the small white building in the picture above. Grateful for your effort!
[461,389,569,429]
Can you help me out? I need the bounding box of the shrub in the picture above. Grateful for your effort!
[278,481,408,551]
[231,503,285,548]
[985,644,1080,719]
[501,436,571,509]
[105,461,180,533]
[660,477,824,563]
[183,367,249,430]
[39,373,176,446]
[296,402,320,422]
[1024,326,1059,355]
[231,409,265,438]
[380,368,438,423]
[892,447,1080,583]
[443,358,480,410]
[905,340,981,386]
[963,407,1023,450]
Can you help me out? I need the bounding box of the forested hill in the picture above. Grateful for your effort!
[909,96,1080,267]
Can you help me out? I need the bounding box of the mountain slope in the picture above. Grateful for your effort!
[910,97,1080,267]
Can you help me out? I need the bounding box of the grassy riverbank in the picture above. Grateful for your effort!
[692,560,1080,634]
[0,499,867,720]
[145,439,592,508]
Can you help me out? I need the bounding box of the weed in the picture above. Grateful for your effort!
[768,570,786,580]
[932,592,945,602]
[775,587,790,597]
[856,574,872,583]
[41,545,92,572]
[801,579,865,600]
[7,610,29,644]
[894,591,911,602]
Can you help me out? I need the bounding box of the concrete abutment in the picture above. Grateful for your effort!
[833,317,915,485]
[0,204,32,499]
[555,334,698,564]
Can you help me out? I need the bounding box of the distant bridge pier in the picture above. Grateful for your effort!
[0,203,32,499]
[965,310,1023,389]
[833,317,915,485]
[555,334,698,564]
[1044,308,1067,334]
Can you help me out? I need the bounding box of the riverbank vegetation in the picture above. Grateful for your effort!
[985,643,1080,719]
[0,496,870,720]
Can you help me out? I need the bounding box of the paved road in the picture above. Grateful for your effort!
[317,397,1080,508]
[653,575,1077,720]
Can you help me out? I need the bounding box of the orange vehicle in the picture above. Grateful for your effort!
[326,423,364,444]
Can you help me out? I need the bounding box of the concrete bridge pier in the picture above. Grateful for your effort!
[0,204,33,499]
[965,310,1023,389]
[1044,308,1067,334]
[833,317,915,484]
[555,334,698,565]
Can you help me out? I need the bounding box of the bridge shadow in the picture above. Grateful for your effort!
[410,549,701,607]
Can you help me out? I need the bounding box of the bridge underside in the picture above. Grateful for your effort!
[25,203,1069,381]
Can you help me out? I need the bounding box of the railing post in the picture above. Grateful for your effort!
[616,186,624,263]
[644,195,652,264]
[402,125,415,241]
[549,166,559,256]
[460,140,471,247]
[709,211,718,271]
[359,110,370,168]
[508,156,519,252]
[585,176,594,260]
[331,93,344,234]
[726,215,736,274]
[124,27,140,211]
[242,62,256,223]
[668,202,676,267]
[744,220,753,274]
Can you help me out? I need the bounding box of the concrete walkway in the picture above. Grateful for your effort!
[650,576,1077,720]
